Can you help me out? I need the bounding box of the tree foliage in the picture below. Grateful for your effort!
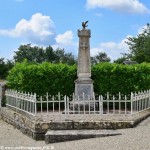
[54,48,76,65]
[113,53,133,64]
[91,52,111,65]
[14,44,112,66]
[126,23,150,63]
[14,44,76,65]
[0,58,14,79]
[114,57,127,64]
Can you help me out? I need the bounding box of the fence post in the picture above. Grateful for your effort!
[40,96,42,115]
[113,95,115,114]
[64,95,67,120]
[34,93,37,116]
[149,90,150,108]
[119,92,121,114]
[0,85,2,108]
[131,92,133,115]
[67,97,69,115]
[125,95,127,114]
[100,95,103,115]
[58,92,60,113]
[93,92,95,114]
[107,92,109,114]
[98,95,101,114]
[73,93,75,114]
[46,92,49,115]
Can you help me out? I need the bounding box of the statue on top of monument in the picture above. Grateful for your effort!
[82,21,88,29]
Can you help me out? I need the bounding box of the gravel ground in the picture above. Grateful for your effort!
[0,117,150,150]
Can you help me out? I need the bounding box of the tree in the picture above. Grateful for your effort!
[45,46,57,63]
[114,57,126,64]
[126,23,150,63]
[0,58,14,79]
[13,44,76,65]
[14,44,50,63]
[114,53,133,64]
[0,58,6,79]
[91,52,111,65]
[54,48,76,65]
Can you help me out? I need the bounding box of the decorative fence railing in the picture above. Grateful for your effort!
[5,89,150,119]
[132,90,150,114]
[6,90,36,116]
[0,97,1,108]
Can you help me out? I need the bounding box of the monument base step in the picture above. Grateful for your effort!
[45,129,121,144]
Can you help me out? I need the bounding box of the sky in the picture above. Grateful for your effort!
[0,0,150,61]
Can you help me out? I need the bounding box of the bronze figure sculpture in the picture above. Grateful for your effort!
[82,21,88,29]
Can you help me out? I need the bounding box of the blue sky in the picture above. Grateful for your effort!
[0,0,150,61]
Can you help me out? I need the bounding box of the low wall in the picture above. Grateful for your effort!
[1,107,150,141]
[0,81,7,107]
[1,107,46,140]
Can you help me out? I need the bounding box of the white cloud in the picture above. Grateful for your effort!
[91,38,129,61]
[86,0,149,14]
[95,13,103,17]
[0,13,78,56]
[55,31,73,46]
[0,13,56,45]
[52,31,78,55]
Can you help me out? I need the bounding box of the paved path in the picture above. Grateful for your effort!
[0,117,150,150]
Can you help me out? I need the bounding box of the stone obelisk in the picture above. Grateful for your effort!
[74,21,94,100]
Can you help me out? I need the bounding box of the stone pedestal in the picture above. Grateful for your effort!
[74,29,94,100]
[75,79,94,100]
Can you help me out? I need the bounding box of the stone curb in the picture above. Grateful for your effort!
[45,130,121,144]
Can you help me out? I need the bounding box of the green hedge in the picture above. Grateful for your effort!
[92,63,150,95]
[7,62,150,97]
[6,61,77,97]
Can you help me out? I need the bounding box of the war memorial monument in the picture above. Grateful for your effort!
[75,21,94,100]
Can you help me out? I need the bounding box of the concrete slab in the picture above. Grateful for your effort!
[45,129,121,144]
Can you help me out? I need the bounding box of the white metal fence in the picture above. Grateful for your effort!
[0,84,2,108]
[0,97,1,108]
[132,90,150,114]
[6,90,36,116]
[5,89,150,119]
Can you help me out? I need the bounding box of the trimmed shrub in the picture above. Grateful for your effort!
[92,63,150,95]
[7,61,150,97]
[7,61,77,97]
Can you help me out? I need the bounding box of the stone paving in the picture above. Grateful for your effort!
[0,117,150,150]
